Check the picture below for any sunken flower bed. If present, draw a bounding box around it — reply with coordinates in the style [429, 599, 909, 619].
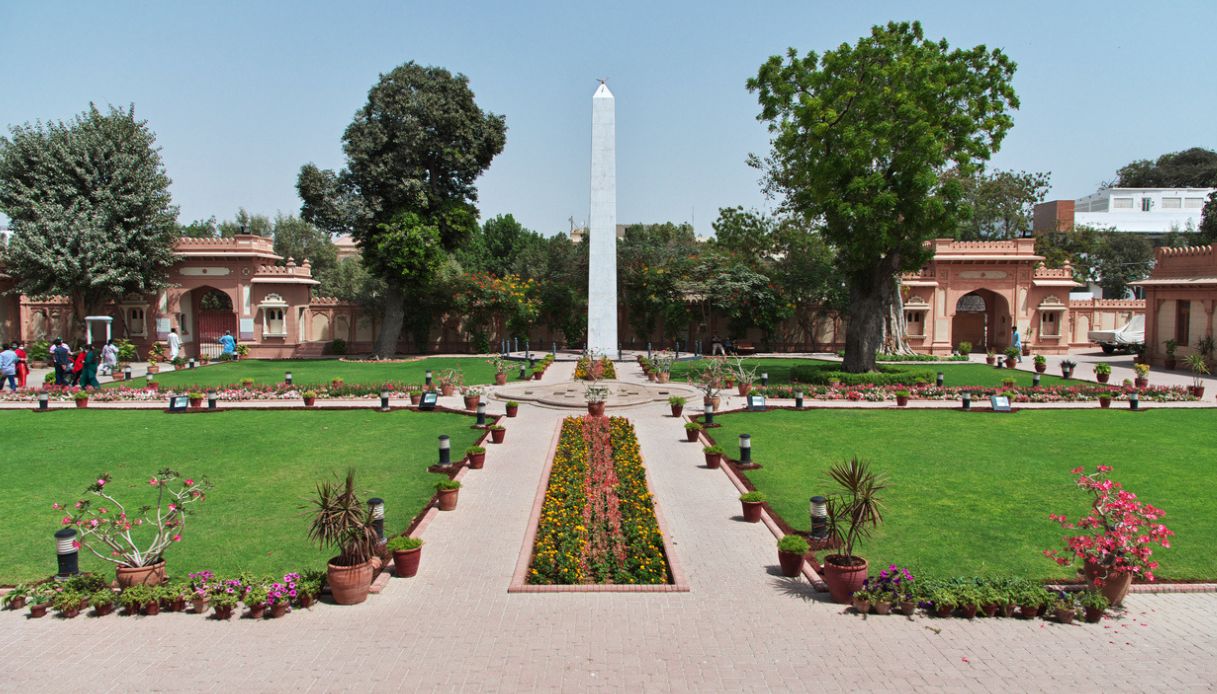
[528, 416, 669, 585]
[754, 383, 1195, 403]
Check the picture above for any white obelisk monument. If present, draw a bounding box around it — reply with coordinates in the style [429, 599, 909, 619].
[587, 81, 618, 356]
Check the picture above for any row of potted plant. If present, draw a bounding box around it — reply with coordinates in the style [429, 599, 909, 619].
[849, 575, 1112, 624]
[746, 382, 1194, 402]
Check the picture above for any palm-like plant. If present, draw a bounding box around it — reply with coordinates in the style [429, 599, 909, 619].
[304, 470, 379, 567]
[1185, 353, 1209, 389]
[824, 457, 887, 564]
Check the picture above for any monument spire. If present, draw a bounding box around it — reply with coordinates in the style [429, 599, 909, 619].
[587, 80, 618, 356]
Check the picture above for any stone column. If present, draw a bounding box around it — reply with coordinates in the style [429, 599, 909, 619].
[587, 81, 618, 356]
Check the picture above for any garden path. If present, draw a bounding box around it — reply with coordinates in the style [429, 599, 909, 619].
[2, 358, 1215, 692]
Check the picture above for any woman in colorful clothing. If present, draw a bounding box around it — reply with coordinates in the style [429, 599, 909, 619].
[78, 344, 101, 389]
[13, 341, 29, 388]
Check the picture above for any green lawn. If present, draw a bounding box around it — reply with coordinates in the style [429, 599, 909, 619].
[710, 409, 1216, 580]
[0, 409, 483, 583]
[667, 357, 1077, 388]
[106, 357, 499, 390]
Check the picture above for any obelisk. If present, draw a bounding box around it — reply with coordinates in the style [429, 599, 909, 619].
[587, 81, 618, 357]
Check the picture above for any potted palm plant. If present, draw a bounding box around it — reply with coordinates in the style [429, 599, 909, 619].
[303, 469, 380, 605]
[387, 535, 424, 577]
[1093, 362, 1112, 384]
[777, 534, 809, 578]
[822, 457, 887, 604]
[1186, 353, 1208, 397]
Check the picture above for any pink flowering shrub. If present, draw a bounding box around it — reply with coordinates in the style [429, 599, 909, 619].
[1043, 465, 1173, 582]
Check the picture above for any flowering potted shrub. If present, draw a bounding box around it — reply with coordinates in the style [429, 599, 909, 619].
[1185, 353, 1208, 397]
[304, 470, 381, 605]
[266, 573, 298, 618]
[865, 564, 915, 615]
[1060, 359, 1077, 379]
[188, 570, 213, 613]
[1033, 354, 1047, 373]
[1080, 589, 1109, 623]
[893, 389, 910, 407]
[738, 491, 766, 523]
[776, 534, 809, 577]
[585, 383, 609, 416]
[1044, 465, 1173, 606]
[73, 389, 91, 408]
[1093, 362, 1112, 384]
[243, 583, 269, 619]
[1133, 362, 1150, 388]
[702, 445, 724, 469]
[462, 387, 482, 411]
[466, 446, 486, 469]
[54, 469, 212, 587]
[387, 535, 424, 577]
[684, 421, 703, 443]
[486, 355, 509, 385]
[505, 400, 519, 417]
[436, 479, 461, 511]
[210, 589, 239, 620]
[302, 390, 318, 407]
[668, 395, 686, 417]
[822, 457, 887, 604]
[488, 424, 506, 444]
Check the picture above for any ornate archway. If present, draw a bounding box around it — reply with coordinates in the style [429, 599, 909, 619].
[952, 289, 1011, 350]
[188, 287, 237, 359]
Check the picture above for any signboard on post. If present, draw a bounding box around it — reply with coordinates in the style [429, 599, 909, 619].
[989, 395, 1012, 412]
[168, 396, 190, 412]
[418, 392, 439, 411]
[746, 394, 767, 412]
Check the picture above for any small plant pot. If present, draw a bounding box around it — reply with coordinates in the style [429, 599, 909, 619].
[60, 607, 81, 619]
[1099, 398, 1111, 409]
[531, 372, 542, 381]
[685, 429, 700, 443]
[467, 452, 486, 469]
[647, 372, 657, 382]
[1165, 358, 1177, 370]
[737, 383, 752, 396]
[1134, 377, 1149, 388]
[490, 428, 506, 444]
[985, 356, 995, 365]
[143, 601, 160, 616]
[704, 452, 722, 469]
[1000, 604, 1016, 618]
[29, 604, 48, 618]
[1084, 606, 1105, 623]
[437, 488, 460, 511]
[191, 598, 209, 614]
[494, 373, 508, 385]
[297, 594, 314, 609]
[657, 372, 671, 383]
[587, 401, 606, 416]
[392, 547, 423, 578]
[982, 604, 1000, 618]
[1062, 369, 1074, 379]
[1035, 363, 1047, 373]
[899, 601, 917, 616]
[7, 596, 26, 611]
[506, 404, 518, 417]
[935, 605, 954, 618]
[1055, 608, 1075, 624]
[1019, 605, 1041, 619]
[895, 395, 908, 407]
[441, 385, 455, 396]
[270, 602, 290, 618]
[75, 398, 89, 408]
[93, 603, 114, 617]
[303, 397, 316, 407]
[961, 604, 978, 619]
[670, 404, 683, 417]
[212, 605, 235, 620]
[189, 397, 203, 409]
[777, 550, 805, 578]
[873, 601, 893, 616]
[1022, 344, 1031, 356]
[852, 597, 871, 615]
[409, 393, 422, 405]
[1096, 373, 1110, 383]
[464, 396, 480, 411]
[170, 597, 186, 612]
[740, 500, 764, 523]
[1005, 357, 1017, 368]
[1191, 386, 1206, 398]
[247, 603, 267, 619]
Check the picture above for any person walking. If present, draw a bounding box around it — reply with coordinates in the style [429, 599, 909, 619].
[1011, 326, 1023, 363]
[218, 329, 236, 357]
[100, 340, 118, 376]
[13, 341, 29, 388]
[70, 344, 85, 386]
[0, 343, 18, 392]
[711, 334, 725, 356]
[79, 344, 101, 389]
[52, 338, 71, 386]
[168, 328, 181, 362]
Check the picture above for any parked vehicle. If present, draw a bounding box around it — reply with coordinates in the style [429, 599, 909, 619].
[1089, 315, 1144, 354]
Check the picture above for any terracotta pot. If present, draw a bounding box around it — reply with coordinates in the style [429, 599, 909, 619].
[587, 401, 606, 416]
[1035, 363, 1047, 373]
[392, 547, 422, 578]
[7, 596, 26, 610]
[852, 597, 871, 614]
[1165, 358, 1176, 370]
[657, 372, 670, 383]
[982, 604, 1000, 618]
[1099, 398, 1111, 409]
[740, 500, 764, 523]
[1000, 604, 1016, 618]
[647, 372, 656, 382]
[270, 602, 290, 618]
[494, 372, 507, 385]
[895, 395, 908, 407]
[704, 452, 722, 469]
[437, 488, 460, 511]
[491, 428, 506, 444]
[1005, 357, 1017, 368]
[1096, 373, 1110, 383]
[464, 396, 479, 411]
[248, 603, 267, 619]
[75, 398, 89, 408]
[737, 383, 752, 396]
[685, 428, 700, 443]
[1191, 386, 1206, 398]
[506, 404, 518, 417]
[961, 604, 978, 619]
[409, 393, 422, 405]
[94, 603, 114, 616]
[61, 606, 81, 618]
[670, 404, 683, 417]
[29, 603, 48, 618]
[704, 396, 720, 411]
[144, 601, 160, 616]
[1022, 344, 1032, 356]
[170, 597, 186, 612]
[1134, 377, 1148, 388]
[441, 384, 455, 396]
[297, 594, 314, 609]
[327, 559, 374, 605]
[821, 555, 869, 604]
[116, 561, 165, 588]
[899, 600, 917, 616]
[147, 364, 160, 374]
[213, 604, 235, 620]
[467, 451, 485, 469]
[1083, 561, 1133, 606]
[1055, 608, 1075, 624]
[777, 550, 805, 578]
[935, 604, 954, 618]
[985, 356, 995, 365]
[189, 397, 203, 409]
[1084, 606, 1105, 623]
[531, 372, 542, 381]
[191, 598, 209, 614]
[873, 601, 893, 616]
[1019, 605, 1041, 619]
[303, 397, 316, 407]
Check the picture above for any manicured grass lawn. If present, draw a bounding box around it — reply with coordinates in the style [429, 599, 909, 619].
[667, 357, 1077, 388]
[0, 409, 483, 583]
[711, 409, 1216, 580]
[106, 357, 498, 390]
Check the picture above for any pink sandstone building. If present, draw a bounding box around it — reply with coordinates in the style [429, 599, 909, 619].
[1134, 244, 1217, 367]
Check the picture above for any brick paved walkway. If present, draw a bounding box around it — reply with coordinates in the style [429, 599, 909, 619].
[2, 359, 1216, 693]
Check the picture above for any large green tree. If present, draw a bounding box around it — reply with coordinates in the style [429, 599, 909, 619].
[0, 104, 178, 336]
[953, 169, 1050, 240]
[298, 62, 506, 356]
[271, 214, 337, 280]
[749, 21, 1018, 372]
[1092, 232, 1154, 299]
[1114, 147, 1217, 188]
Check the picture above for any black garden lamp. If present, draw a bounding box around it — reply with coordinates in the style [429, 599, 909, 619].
[703, 402, 714, 426]
[809, 496, 829, 540]
[367, 498, 385, 543]
[55, 528, 79, 578]
[961, 392, 971, 411]
[738, 434, 752, 465]
[438, 435, 451, 467]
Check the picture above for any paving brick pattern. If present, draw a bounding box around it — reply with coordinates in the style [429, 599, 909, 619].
[2, 359, 1216, 692]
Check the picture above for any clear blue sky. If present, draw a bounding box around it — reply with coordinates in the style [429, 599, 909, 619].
[2, 0, 1215, 236]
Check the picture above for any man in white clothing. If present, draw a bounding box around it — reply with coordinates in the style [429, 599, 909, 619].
[168, 328, 181, 361]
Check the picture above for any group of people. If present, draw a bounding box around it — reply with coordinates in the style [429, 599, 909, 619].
[0, 342, 31, 392]
[48, 339, 121, 389]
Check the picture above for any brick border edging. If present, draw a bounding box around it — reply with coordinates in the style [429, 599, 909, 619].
[507, 417, 690, 593]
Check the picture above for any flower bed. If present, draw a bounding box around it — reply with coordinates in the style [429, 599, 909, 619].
[0, 382, 432, 403]
[574, 355, 617, 381]
[753, 383, 1194, 402]
[528, 416, 668, 585]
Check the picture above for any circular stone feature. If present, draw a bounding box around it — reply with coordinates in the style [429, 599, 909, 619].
[492, 379, 698, 410]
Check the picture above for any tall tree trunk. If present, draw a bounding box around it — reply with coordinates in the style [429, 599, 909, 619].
[373, 284, 405, 357]
[841, 257, 907, 372]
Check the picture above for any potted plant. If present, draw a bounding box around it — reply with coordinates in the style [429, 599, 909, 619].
[266, 574, 296, 618]
[851, 588, 873, 615]
[52, 589, 85, 618]
[303, 469, 380, 605]
[821, 457, 887, 604]
[90, 588, 116, 616]
[1133, 362, 1150, 388]
[465, 446, 486, 469]
[1018, 585, 1049, 619]
[1052, 593, 1076, 624]
[302, 390, 318, 407]
[530, 367, 544, 381]
[147, 343, 165, 373]
[1163, 339, 1178, 370]
[1033, 354, 1047, 374]
[210, 589, 239, 620]
[186, 391, 204, 408]
[668, 395, 686, 417]
[1000, 346, 1018, 368]
[462, 387, 482, 411]
[296, 569, 323, 608]
[1093, 362, 1112, 384]
[739, 491, 766, 523]
[488, 424, 506, 444]
[976, 584, 1001, 618]
[929, 585, 957, 618]
[683, 421, 703, 443]
[1060, 359, 1077, 379]
[387, 535, 424, 578]
[985, 348, 996, 366]
[585, 383, 609, 416]
[73, 389, 90, 408]
[777, 534, 809, 578]
[1045, 465, 1173, 607]
[702, 445, 724, 469]
[2, 584, 29, 611]
[1080, 590, 1109, 623]
[1186, 353, 1208, 397]
[161, 581, 188, 612]
[957, 341, 972, 357]
[893, 389, 910, 407]
[54, 470, 211, 588]
[505, 400, 519, 417]
[243, 583, 269, 619]
[487, 355, 509, 385]
[436, 479, 461, 511]
[409, 389, 423, 405]
[871, 589, 893, 616]
[188, 570, 213, 613]
[143, 585, 165, 615]
[27, 584, 53, 618]
[1098, 393, 1112, 409]
[118, 584, 147, 616]
[240, 377, 255, 388]
[956, 585, 980, 619]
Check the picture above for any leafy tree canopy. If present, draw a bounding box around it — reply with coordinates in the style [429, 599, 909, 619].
[1092, 232, 1154, 299]
[1114, 147, 1217, 188]
[952, 169, 1050, 240]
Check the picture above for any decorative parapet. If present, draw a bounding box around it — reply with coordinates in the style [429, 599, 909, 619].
[928, 237, 1038, 255]
[1033, 265, 1074, 279]
[1148, 244, 1217, 279]
[173, 234, 279, 259]
[1068, 298, 1146, 310]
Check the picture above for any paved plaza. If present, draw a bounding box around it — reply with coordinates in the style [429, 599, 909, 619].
[2, 358, 1215, 693]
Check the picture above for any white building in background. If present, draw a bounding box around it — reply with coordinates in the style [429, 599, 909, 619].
[1035, 187, 1214, 237]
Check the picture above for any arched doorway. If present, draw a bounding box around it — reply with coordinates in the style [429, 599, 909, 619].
[191, 287, 236, 359]
[952, 289, 1011, 351]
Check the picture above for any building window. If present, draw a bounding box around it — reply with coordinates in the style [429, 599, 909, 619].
[1141, 198, 1152, 212]
[1185, 197, 1204, 208]
[264, 308, 286, 336]
[1175, 300, 1191, 347]
[1040, 312, 1059, 337]
[1112, 197, 1134, 209]
[1161, 197, 1182, 209]
[126, 308, 146, 335]
[904, 312, 924, 336]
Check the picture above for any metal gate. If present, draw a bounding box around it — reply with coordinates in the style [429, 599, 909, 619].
[197, 310, 237, 359]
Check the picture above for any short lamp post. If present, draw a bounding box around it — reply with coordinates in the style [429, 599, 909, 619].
[367, 498, 385, 543]
[936, 371, 944, 387]
[285, 371, 293, 386]
[55, 528, 79, 579]
[552, 342, 557, 357]
[188, 358, 196, 369]
[761, 373, 769, 387]
[1130, 391, 1140, 411]
[476, 401, 487, 426]
[123, 366, 132, 381]
[147, 372, 155, 386]
[794, 391, 804, 409]
[525, 340, 531, 360]
[703, 402, 714, 427]
[438, 435, 451, 467]
[379, 390, 391, 410]
[809, 496, 829, 540]
[962, 392, 971, 411]
[207, 390, 217, 409]
[518, 365, 527, 380]
[738, 434, 752, 465]
[38, 392, 49, 411]
[425, 370, 433, 388]
[647, 342, 653, 359]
